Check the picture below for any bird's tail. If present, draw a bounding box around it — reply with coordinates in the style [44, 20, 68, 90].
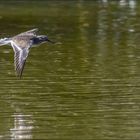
[0, 38, 11, 46]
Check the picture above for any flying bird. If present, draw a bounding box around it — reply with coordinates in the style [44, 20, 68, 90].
[0, 28, 53, 78]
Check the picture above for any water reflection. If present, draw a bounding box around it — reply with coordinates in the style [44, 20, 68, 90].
[10, 113, 33, 140]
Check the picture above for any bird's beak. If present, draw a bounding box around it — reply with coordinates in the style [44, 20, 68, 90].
[47, 38, 55, 44]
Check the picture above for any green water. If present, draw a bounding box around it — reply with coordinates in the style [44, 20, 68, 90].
[0, 0, 140, 139]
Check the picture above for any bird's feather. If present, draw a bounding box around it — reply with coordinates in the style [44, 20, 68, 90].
[16, 28, 38, 37]
[0, 38, 11, 46]
[11, 42, 29, 78]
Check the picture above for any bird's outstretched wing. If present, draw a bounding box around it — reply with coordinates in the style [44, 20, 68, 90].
[11, 42, 29, 78]
[17, 28, 39, 36]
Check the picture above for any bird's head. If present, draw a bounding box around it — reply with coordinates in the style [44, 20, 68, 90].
[38, 35, 54, 44]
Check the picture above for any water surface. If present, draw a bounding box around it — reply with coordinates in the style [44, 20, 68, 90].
[0, 1, 140, 139]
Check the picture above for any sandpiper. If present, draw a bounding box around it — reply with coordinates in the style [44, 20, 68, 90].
[0, 28, 53, 78]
